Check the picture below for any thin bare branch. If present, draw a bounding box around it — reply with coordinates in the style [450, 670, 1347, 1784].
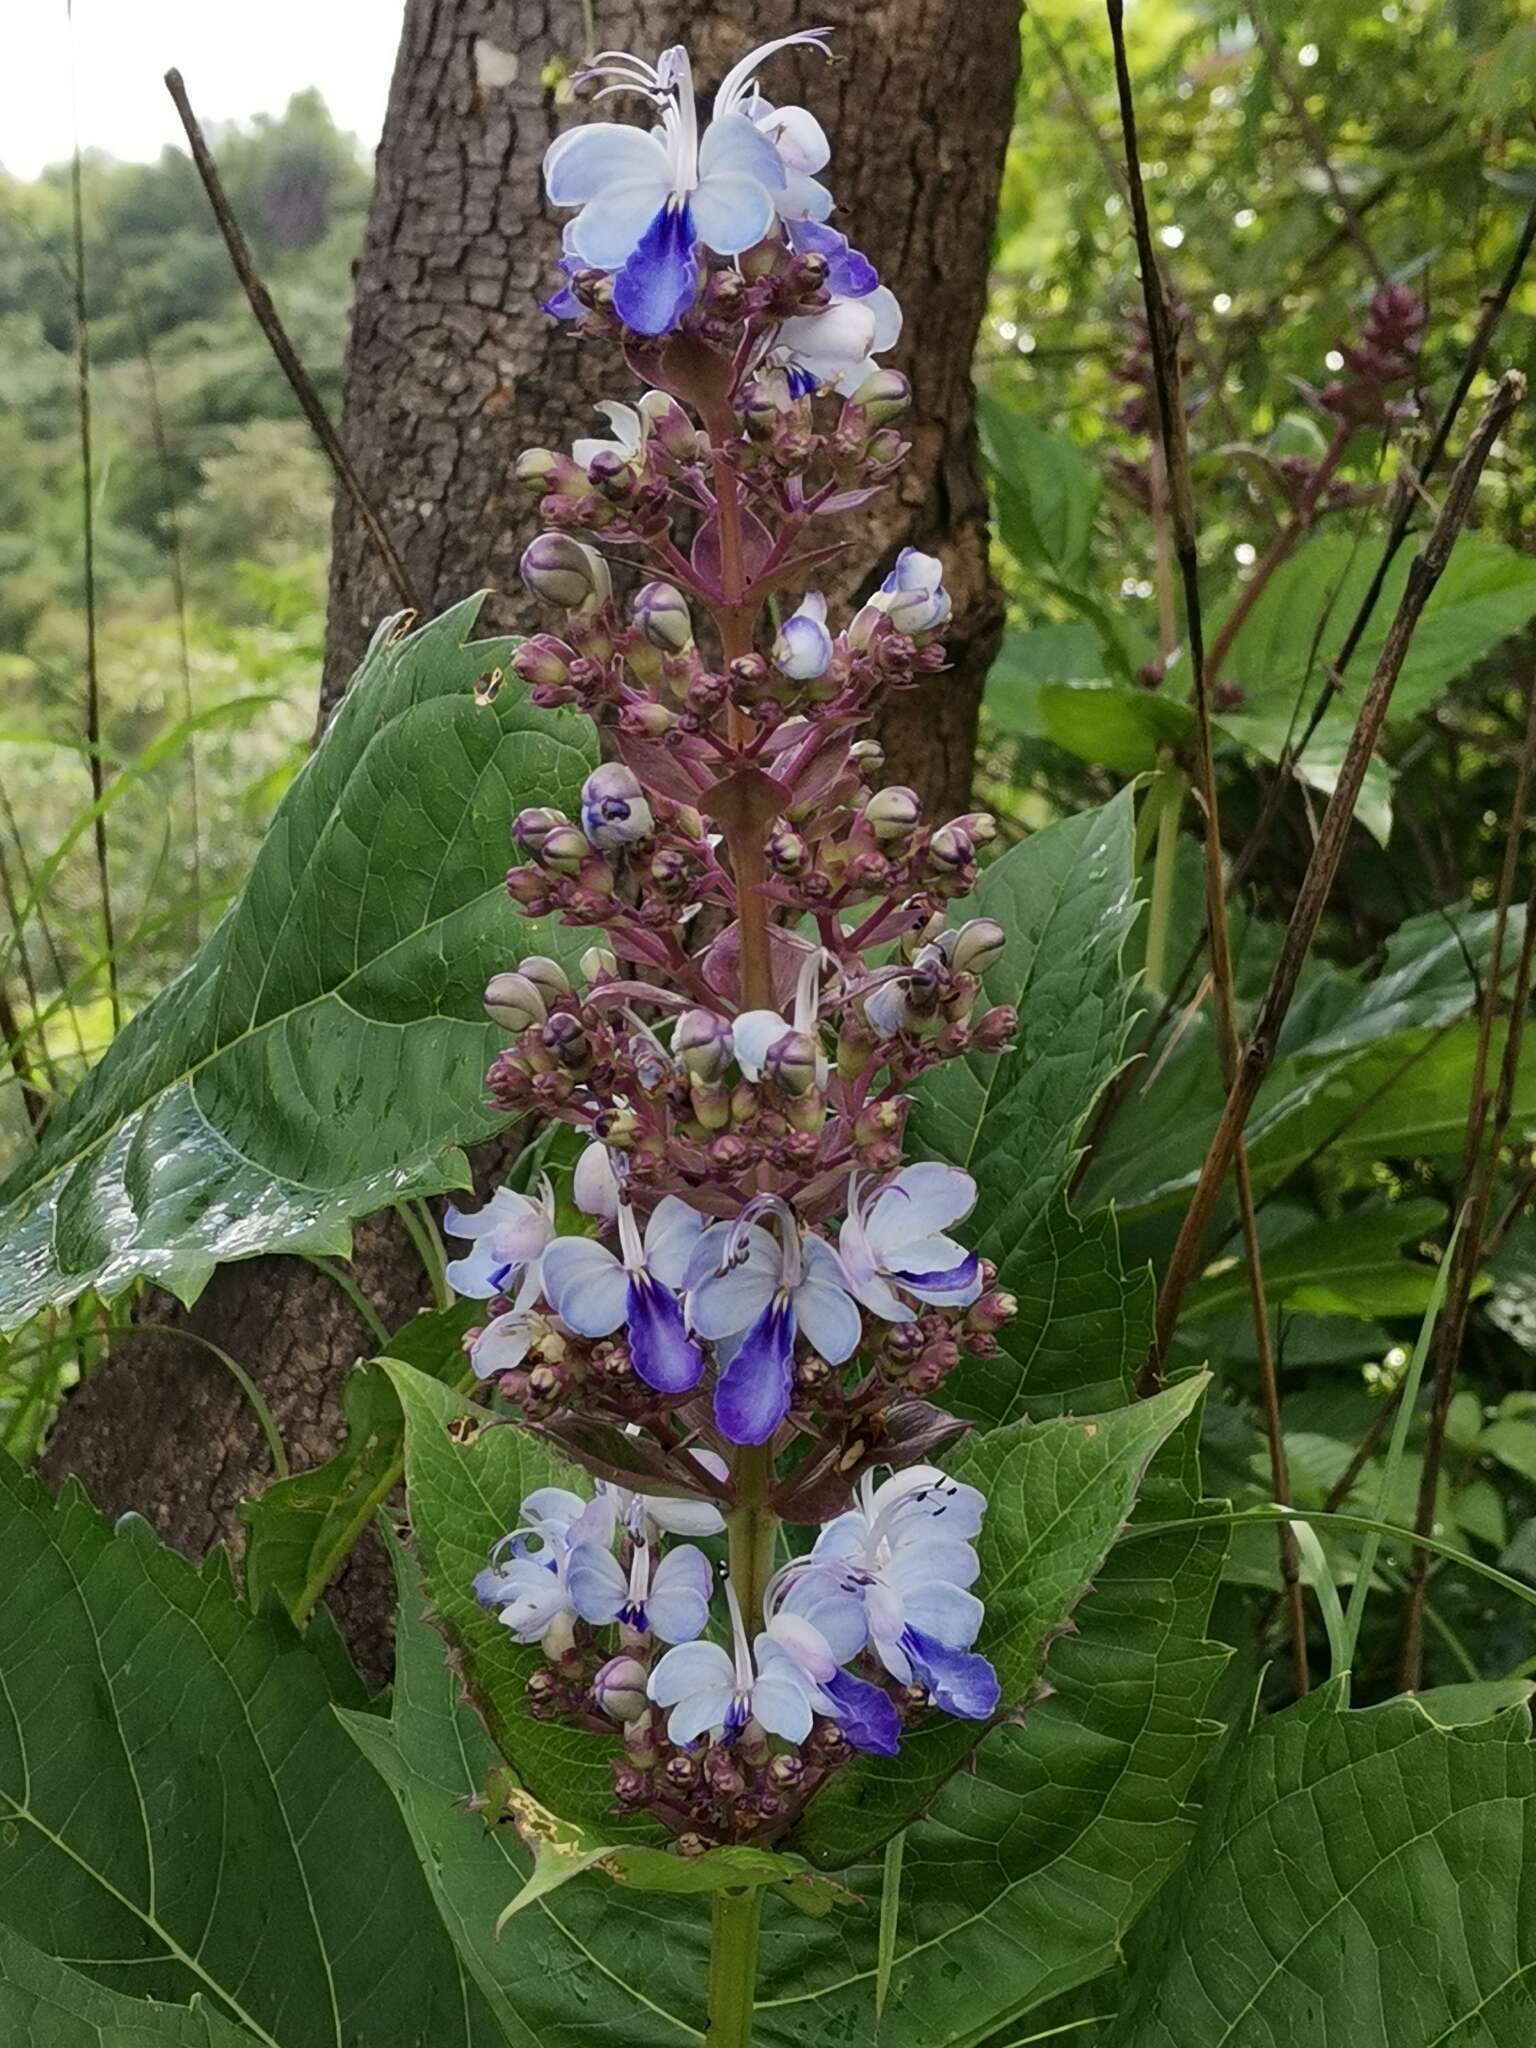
[1145, 370, 1527, 1384]
[163, 68, 421, 618]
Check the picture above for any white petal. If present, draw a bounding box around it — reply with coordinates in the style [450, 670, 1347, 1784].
[867, 1163, 977, 1257]
[762, 1611, 837, 1683]
[760, 104, 830, 176]
[649, 1638, 734, 1706]
[544, 123, 671, 205]
[750, 1673, 814, 1744]
[572, 435, 618, 468]
[469, 1310, 532, 1377]
[667, 1687, 735, 1747]
[777, 170, 834, 222]
[594, 399, 643, 453]
[573, 1141, 620, 1221]
[567, 1545, 625, 1624]
[643, 1195, 704, 1289]
[732, 1009, 790, 1080]
[793, 1273, 861, 1367]
[688, 1264, 775, 1340]
[569, 179, 674, 271]
[691, 171, 776, 257]
[902, 1581, 984, 1648]
[886, 1539, 981, 1594]
[698, 111, 787, 189]
[539, 1236, 628, 1336]
[866, 284, 903, 353]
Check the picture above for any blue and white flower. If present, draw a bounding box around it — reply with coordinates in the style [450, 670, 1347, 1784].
[446, 1181, 557, 1379]
[543, 35, 831, 336]
[758, 1582, 901, 1754]
[790, 1466, 1000, 1719]
[772, 590, 833, 681]
[648, 1580, 814, 1745]
[568, 1538, 712, 1643]
[731, 947, 829, 1086]
[541, 1194, 705, 1394]
[772, 286, 903, 399]
[686, 1194, 861, 1445]
[473, 1489, 616, 1647]
[838, 1163, 983, 1319]
[867, 546, 952, 636]
[581, 762, 654, 849]
[606, 1442, 730, 1539]
[744, 90, 834, 221]
[572, 399, 646, 471]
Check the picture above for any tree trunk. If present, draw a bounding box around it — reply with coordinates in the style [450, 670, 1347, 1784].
[41, 0, 1018, 1684]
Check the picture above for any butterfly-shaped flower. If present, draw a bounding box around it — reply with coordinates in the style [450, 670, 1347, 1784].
[543, 35, 831, 335]
[473, 1490, 616, 1647]
[686, 1194, 860, 1445]
[568, 1538, 712, 1644]
[445, 1180, 557, 1378]
[759, 1573, 901, 1755]
[838, 1163, 983, 1320]
[541, 1194, 705, 1394]
[648, 1580, 814, 1746]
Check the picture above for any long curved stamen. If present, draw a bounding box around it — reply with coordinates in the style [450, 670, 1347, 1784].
[722, 1575, 754, 1692]
[712, 29, 835, 123]
[727, 1191, 803, 1290]
[657, 45, 698, 194]
[616, 1198, 647, 1271]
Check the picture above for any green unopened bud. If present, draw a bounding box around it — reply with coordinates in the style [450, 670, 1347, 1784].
[675, 1008, 733, 1082]
[512, 806, 567, 854]
[520, 532, 612, 612]
[633, 581, 694, 652]
[849, 739, 886, 784]
[948, 917, 1007, 976]
[764, 1028, 820, 1096]
[514, 447, 560, 488]
[541, 824, 594, 875]
[864, 785, 922, 843]
[689, 1076, 732, 1130]
[483, 971, 547, 1032]
[851, 369, 911, 422]
[579, 945, 618, 984]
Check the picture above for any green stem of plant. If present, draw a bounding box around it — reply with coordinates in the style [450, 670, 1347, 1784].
[1142, 768, 1187, 997]
[727, 1444, 779, 1633]
[707, 1887, 764, 2048]
[396, 1199, 451, 1310]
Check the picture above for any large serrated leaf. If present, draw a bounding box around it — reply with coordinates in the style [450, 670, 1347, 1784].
[1108, 1686, 1536, 2047]
[0, 598, 595, 1328]
[0, 1930, 259, 2048]
[795, 1375, 1209, 1868]
[0, 1452, 502, 2048]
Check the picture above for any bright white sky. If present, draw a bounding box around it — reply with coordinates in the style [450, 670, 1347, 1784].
[0, 1, 407, 180]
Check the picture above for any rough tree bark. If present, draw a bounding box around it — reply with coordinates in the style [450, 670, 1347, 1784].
[41, 0, 1019, 1683]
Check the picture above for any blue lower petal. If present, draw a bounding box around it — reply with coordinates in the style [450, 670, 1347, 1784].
[788, 217, 879, 298]
[902, 1626, 1000, 1720]
[612, 202, 699, 336]
[825, 1668, 902, 1755]
[713, 1297, 795, 1446]
[895, 1252, 981, 1293]
[626, 1275, 705, 1394]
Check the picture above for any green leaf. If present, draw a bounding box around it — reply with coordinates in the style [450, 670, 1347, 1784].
[985, 629, 1192, 771]
[1108, 1689, 1536, 2048]
[1479, 1417, 1536, 1485]
[794, 1375, 1209, 1868]
[1182, 1198, 1446, 1323]
[909, 791, 1139, 1248]
[342, 1541, 715, 2047]
[384, 1358, 658, 1837]
[0, 1929, 257, 2048]
[980, 397, 1101, 586]
[0, 598, 595, 1329]
[481, 1776, 832, 1927]
[0, 1452, 501, 2048]
[1218, 532, 1536, 724]
[241, 1300, 477, 1622]
[1218, 706, 1395, 847]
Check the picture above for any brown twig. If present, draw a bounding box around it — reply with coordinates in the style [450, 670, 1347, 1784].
[1248, 0, 1388, 289]
[1401, 841, 1536, 1689]
[163, 69, 420, 617]
[1144, 370, 1526, 1386]
[1106, 0, 1308, 1688]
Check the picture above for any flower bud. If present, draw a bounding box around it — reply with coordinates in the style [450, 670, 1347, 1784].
[593, 1654, 650, 1724]
[969, 1288, 1018, 1333]
[633, 580, 694, 652]
[512, 805, 567, 856]
[863, 785, 921, 844]
[580, 763, 654, 850]
[573, 1140, 620, 1220]
[541, 823, 596, 875]
[689, 1076, 732, 1130]
[511, 634, 574, 688]
[579, 945, 618, 984]
[928, 821, 975, 872]
[514, 447, 560, 488]
[675, 1008, 733, 1082]
[972, 1003, 1018, 1051]
[637, 389, 703, 461]
[518, 954, 572, 1005]
[764, 1028, 820, 1096]
[483, 972, 547, 1032]
[766, 824, 809, 877]
[519, 532, 612, 612]
[772, 591, 833, 682]
[851, 368, 911, 422]
[864, 978, 909, 1039]
[948, 917, 1007, 977]
[849, 738, 885, 783]
[874, 546, 951, 636]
